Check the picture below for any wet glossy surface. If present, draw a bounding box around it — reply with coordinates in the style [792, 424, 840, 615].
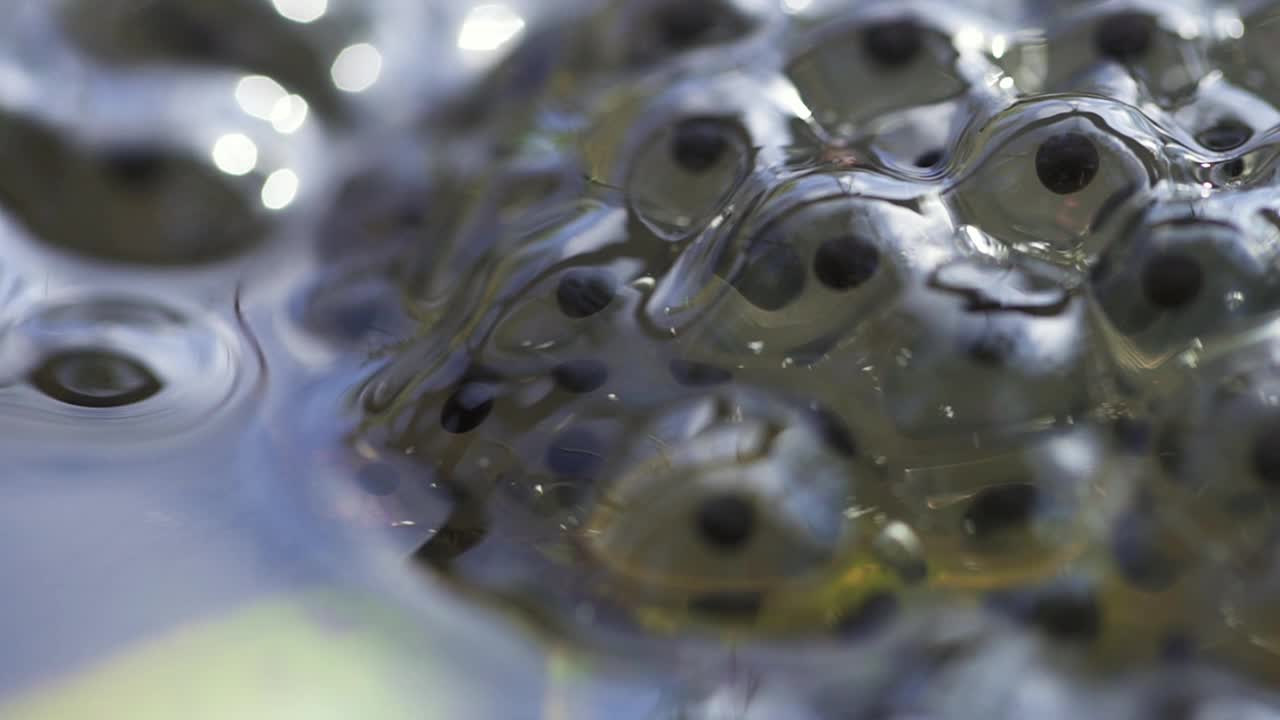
[11, 0, 1280, 718]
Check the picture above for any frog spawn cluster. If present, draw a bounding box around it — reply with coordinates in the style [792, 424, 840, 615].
[335, 0, 1280, 693]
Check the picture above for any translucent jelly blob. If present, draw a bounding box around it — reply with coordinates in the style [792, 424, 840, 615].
[57, 0, 358, 116]
[0, 112, 273, 265]
[0, 296, 256, 447]
[946, 97, 1167, 270]
[247, 0, 1280, 708]
[28, 348, 163, 408]
[1089, 190, 1280, 373]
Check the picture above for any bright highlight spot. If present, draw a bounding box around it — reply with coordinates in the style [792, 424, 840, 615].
[782, 0, 812, 13]
[331, 43, 383, 93]
[457, 5, 526, 52]
[261, 169, 299, 210]
[991, 34, 1008, 59]
[272, 0, 327, 23]
[211, 133, 258, 176]
[234, 75, 286, 120]
[270, 94, 309, 134]
[955, 26, 985, 52]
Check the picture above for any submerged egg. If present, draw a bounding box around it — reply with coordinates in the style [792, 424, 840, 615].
[29, 349, 162, 408]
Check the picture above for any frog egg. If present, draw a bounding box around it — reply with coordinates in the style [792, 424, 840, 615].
[580, 72, 800, 241]
[1131, 349, 1280, 665]
[866, 258, 1097, 455]
[947, 96, 1166, 270]
[647, 172, 955, 372]
[580, 388, 876, 622]
[783, 5, 1005, 140]
[1088, 191, 1280, 370]
[1039, 3, 1211, 103]
[882, 426, 1107, 593]
[1170, 79, 1277, 160]
[56, 0, 361, 116]
[1213, 1, 1280, 111]
[587, 0, 765, 70]
[811, 606, 1094, 720]
[0, 111, 278, 266]
[1124, 664, 1280, 720]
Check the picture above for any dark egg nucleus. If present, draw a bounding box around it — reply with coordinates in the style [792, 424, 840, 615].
[1141, 252, 1203, 310]
[813, 235, 880, 290]
[1197, 121, 1253, 152]
[1035, 133, 1100, 195]
[556, 269, 617, 319]
[29, 349, 163, 408]
[861, 18, 924, 68]
[695, 493, 757, 551]
[1094, 11, 1155, 62]
[670, 117, 732, 173]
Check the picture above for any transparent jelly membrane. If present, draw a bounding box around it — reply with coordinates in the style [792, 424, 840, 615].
[321, 0, 1280, 695]
[1117, 339, 1280, 669]
[16, 0, 1280, 715]
[54, 0, 375, 120]
[0, 295, 256, 449]
[783, 4, 1014, 139]
[1035, 2, 1214, 104]
[1089, 189, 1280, 386]
[646, 172, 954, 365]
[945, 95, 1169, 271]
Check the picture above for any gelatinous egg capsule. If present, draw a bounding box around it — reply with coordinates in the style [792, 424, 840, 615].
[1067, 337, 1280, 680]
[408, 151, 597, 302]
[647, 172, 955, 375]
[1141, 351, 1280, 665]
[1038, 3, 1210, 104]
[812, 603, 1096, 720]
[1088, 190, 1280, 377]
[579, 387, 886, 629]
[880, 425, 1107, 594]
[587, 0, 766, 69]
[946, 96, 1166, 271]
[861, 258, 1099, 461]
[1213, 1, 1280, 111]
[856, 95, 981, 179]
[580, 72, 800, 241]
[0, 62, 318, 267]
[1170, 79, 1274, 166]
[57, 0, 366, 117]
[782, 5, 1008, 140]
